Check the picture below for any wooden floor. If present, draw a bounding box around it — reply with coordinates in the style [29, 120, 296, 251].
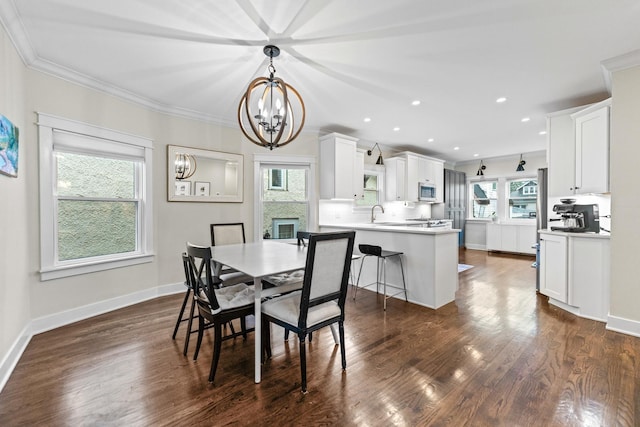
[1, 249, 639, 426]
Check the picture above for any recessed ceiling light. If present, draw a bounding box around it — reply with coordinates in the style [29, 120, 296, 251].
[496, 97, 507, 103]
[428, 138, 434, 142]
[454, 147, 460, 150]
[393, 127, 400, 131]
[539, 130, 547, 135]
[473, 153, 479, 157]
[364, 117, 371, 123]
[521, 117, 530, 122]
[412, 100, 421, 106]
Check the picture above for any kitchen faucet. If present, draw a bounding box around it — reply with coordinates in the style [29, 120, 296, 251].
[371, 204, 384, 223]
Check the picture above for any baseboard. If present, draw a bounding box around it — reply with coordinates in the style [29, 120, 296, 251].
[606, 314, 640, 338]
[0, 323, 32, 394]
[1, 282, 183, 394]
[31, 282, 184, 335]
[464, 244, 486, 251]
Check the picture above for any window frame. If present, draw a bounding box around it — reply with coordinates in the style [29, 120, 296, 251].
[507, 177, 538, 220]
[38, 113, 154, 280]
[469, 179, 498, 219]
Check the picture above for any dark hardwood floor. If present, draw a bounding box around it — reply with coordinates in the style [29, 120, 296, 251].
[1, 249, 639, 426]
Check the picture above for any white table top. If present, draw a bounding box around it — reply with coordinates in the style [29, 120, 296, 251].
[209, 240, 308, 278]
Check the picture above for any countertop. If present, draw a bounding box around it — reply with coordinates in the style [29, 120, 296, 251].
[538, 229, 611, 239]
[320, 222, 461, 235]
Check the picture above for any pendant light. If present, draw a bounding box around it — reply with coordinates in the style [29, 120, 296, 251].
[237, 45, 306, 150]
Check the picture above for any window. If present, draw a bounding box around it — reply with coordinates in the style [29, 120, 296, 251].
[471, 180, 498, 218]
[268, 169, 287, 190]
[356, 171, 382, 207]
[38, 113, 153, 280]
[254, 159, 317, 240]
[508, 178, 538, 219]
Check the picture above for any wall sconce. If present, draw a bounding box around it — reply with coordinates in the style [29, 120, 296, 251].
[516, 154, 526, 172]
[367, 143, 384, 165]
[175, 152, 197, 180]
[476, 160, 486, 176]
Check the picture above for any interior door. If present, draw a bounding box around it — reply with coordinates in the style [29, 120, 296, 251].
[444, 169, 466, 246]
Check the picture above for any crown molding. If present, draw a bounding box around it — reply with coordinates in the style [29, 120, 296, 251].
[601, 49, 640, 94]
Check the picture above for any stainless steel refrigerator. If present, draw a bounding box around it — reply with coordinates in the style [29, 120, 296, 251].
[535, 168, 548, 291]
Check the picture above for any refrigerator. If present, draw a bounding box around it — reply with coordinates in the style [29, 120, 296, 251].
[535, 168, 548, 291]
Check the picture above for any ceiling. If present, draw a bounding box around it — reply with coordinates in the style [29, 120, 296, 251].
[1, 0, 639, 163]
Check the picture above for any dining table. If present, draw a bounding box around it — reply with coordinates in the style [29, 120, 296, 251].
[209, 240, 308, 383]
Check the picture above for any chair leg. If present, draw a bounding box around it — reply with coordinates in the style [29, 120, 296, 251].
[354, 255, 367, 300]
[183, 297, 196, 356]
[193, 315, 204, 361]
[262, 318, 272, 361]
[339, 321, 346, 370]
[209, 323, 223, 382]
[383, 257, 387, 311]
[240, 316, 247, 340]
[172, 288, 191, 339]
[284, 329, 290, 340]
[398, 255, 408, 302]
[299, 333, 307, 393]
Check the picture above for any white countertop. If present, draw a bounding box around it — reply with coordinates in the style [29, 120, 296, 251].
[320, 222, 461, 235]
[538, 229, 611, 239]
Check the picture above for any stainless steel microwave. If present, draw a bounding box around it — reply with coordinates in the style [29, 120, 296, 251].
[418, 182, 437, 202]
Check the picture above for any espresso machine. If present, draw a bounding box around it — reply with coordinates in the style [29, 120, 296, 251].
[550, 202, 600, 233]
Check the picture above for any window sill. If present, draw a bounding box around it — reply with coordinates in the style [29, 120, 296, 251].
[40, 254, 154, 281]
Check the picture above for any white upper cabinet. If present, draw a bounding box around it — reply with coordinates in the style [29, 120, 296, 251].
[386, 152, 444, 202]
[572, 101, 610, 194]
[319, 133, 362, 200]
[385, 157, 407, 201]
[547, 99, 610, 197]
[354, 149, 365, 201]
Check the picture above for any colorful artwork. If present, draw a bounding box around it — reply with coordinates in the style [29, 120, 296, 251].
[0, 114, 19, 177]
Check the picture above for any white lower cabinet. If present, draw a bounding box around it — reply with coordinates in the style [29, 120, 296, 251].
[539, 231, 610, 321]
[486, 223, 536, 255]
[539, 233, 568, 303]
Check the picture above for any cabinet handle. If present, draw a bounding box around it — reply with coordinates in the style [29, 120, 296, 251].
[574, 186, 580, 190]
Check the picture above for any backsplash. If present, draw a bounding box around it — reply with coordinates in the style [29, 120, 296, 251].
[319, 200, 433, 225]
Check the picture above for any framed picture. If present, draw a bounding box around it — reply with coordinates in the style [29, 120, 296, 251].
[195, 181, 210, 197]
[0, 114, 19, 178]
[174, 180, 191, 196]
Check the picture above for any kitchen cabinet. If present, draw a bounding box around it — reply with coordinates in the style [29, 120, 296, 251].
[385, 157, 406, 201]
[354, 149, 365, 201]
[486, 223, 536, 254]
[387, 152, 444, 202]
[539, 232, 568, 303]
[539, 231, 610, 321]
[547, 99, 610, 197]
[319, 133, 362, 200]
[572, 101, 610, 194]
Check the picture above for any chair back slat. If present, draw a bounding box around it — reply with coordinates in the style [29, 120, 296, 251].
[186, 242, 221, 313]
[210, 223, 245, 246]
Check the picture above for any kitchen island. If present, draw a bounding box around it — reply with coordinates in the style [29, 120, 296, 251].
[320, 223, 460, 309]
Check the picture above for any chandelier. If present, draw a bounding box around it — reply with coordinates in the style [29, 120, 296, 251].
[237, 45, 305, 150]
[175, 152, 197, 180]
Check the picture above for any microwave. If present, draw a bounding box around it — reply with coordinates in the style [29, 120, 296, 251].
[418, 182, 437, 202]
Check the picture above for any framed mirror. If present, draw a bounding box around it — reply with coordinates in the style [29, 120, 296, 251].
[167, 144, 243, 202]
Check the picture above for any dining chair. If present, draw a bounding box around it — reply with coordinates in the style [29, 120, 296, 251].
[186, 242, 256, 383]
[210, 222, 253, 286]
[261, 230, 356, 393]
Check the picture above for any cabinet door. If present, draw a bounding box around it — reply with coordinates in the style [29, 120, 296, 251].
[539, 233, 567, 302]
[501, 225, 518, 252]
[432, 161, 444, 203]
[353, 150, 364, 201]
[486, 223, 501, 251]
[547, 113, 577, 197]
[406, 155, 420, 201]
[516, 225, 537, 254]
[385, 158, 407, 201]
[574, 105, 609, 194]
[333, 138, 356, 199]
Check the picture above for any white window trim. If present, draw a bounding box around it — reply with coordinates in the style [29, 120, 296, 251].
[253, 154, 316, 242]
[37, 113, 154, 280]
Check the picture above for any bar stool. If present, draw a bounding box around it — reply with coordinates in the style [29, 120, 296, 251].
[354, 244, 407, 310]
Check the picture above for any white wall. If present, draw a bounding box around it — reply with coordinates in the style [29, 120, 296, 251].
[0, 19, 31, 387]
[609, 64, 640, 331]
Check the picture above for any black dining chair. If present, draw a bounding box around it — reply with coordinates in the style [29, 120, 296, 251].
[186, 242, 256, 383]
[210, 222, 253, 286]
[261, 231, 355, 393]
